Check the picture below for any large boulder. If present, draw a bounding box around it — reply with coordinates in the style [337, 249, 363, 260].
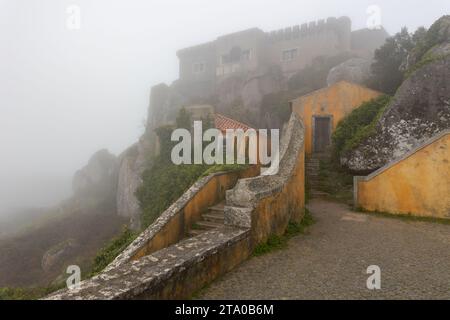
[326, 58, 372, 86]
[342, 48, 450, 172]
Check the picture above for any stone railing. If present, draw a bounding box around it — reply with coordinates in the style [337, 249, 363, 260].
[354, 130, 450, 218]
[225, 112, 306, 245]
[45, 113, 305, 300]
[105, 166, 259, 272]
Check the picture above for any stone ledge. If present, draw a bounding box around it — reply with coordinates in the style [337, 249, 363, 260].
[225, 113, 304, 213]
[45, 227, 249, 300]
[106, 169, 250, 272]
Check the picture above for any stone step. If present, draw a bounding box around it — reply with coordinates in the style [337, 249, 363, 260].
[208, 203, 225, 213]
[310, 191, 330, 197]
[202, 212, 225, 223]
[196, 220, 224, 230]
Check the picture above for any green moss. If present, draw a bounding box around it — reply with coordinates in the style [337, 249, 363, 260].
[252, 209, 314, 257]
[317, 157, 354, 205]
[89, 226, 138, 275]
[0, 283, 64, 300]
[201, 164, 250, 177]
[136, 160, 210, 228]
[405, 51, 450, 79]
[358, 209, 450, 225]
[332, 95, 391, 158]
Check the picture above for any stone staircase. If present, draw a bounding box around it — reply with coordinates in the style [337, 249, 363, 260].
[187, 202, 225, 237]
[306, 154, 329, 198]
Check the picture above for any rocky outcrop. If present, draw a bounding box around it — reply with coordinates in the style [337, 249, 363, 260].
[342, 48, 450, 172]
[116, 136, 151, 230]
[41, 239, 78, 273]
[327, 58, 372, 86]
[215, 66, 285, 121]
[72, 149, 118, 204]
[70, 140, 150, 230]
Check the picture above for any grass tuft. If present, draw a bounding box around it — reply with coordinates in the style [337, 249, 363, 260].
[252, 209, 315, 257]
[358, 209, 450, 225]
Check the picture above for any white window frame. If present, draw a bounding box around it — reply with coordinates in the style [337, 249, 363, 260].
[281, 48, 298, 62]
[241, 49, 252, 61]
[193, 62, 205, 74]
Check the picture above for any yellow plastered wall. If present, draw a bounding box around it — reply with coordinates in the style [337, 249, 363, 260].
[356, 132, 450, 218]
[291, 81, 382, 155]
[130, 165, 260, 261]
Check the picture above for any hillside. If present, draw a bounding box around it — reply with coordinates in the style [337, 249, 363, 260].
[0, 199, 127, 288]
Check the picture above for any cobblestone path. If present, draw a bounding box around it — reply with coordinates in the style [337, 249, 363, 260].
[199, 199, 450, 300]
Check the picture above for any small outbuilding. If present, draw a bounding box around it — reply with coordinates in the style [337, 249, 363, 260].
[291, 81, 382, 155]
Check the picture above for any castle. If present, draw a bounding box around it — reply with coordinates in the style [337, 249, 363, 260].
[175, 16, 387, 99]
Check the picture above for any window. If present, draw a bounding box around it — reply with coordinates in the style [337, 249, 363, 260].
[241, 49, 252, 61]
[193, 62, 205, 74]
[282, 48, 298, 62]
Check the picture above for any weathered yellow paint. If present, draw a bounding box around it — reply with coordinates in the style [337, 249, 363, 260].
[291, 81, 382, 155]
[356, 132, 450, 218]
[131, 165, 260, 260]
[251, 140, 305, 246]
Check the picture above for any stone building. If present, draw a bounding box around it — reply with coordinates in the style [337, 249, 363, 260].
[176, 16, 387, 99]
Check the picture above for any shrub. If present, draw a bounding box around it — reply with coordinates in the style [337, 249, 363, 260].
[136, 160, 209, 228]
[0, 284, 64, 300]
[252, 209, 314, 256]
[90, 226, 137, 275]
[332, 95, 391, 159]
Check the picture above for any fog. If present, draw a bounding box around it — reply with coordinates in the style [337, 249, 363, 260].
[0, 0, 448, 215]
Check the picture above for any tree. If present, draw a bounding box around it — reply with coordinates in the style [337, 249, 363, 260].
[368, 27, 415, 94]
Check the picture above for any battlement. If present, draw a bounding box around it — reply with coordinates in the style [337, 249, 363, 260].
[265, 16, 351, 42]
[177, 16, 351, 57]
[175, 16, 355, 90]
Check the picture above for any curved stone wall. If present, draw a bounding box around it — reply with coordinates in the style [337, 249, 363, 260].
[45, 113, 305, 300]
[225, 112, 306, 245]
[106, 166, 259, 272]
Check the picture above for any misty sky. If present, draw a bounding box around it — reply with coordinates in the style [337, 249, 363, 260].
[0, 0, 448, 212]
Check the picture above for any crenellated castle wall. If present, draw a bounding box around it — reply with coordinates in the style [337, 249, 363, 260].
[176, 16, 353, 91]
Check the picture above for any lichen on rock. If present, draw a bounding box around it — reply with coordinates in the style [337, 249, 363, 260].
[342, 53, 450, 172]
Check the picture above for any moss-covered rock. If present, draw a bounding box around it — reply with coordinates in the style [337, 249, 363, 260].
[340, 16, 450, 172]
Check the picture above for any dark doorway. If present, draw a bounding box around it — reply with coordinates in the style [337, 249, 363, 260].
[313, 116, 332, 153]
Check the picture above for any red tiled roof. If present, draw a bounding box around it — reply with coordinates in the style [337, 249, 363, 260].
[214, 114, 253, 132]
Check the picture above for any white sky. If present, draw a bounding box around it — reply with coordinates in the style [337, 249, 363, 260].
[0, 0, 448, 211]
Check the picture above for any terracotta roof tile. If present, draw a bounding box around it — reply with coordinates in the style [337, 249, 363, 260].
[214, 114, 253, 132]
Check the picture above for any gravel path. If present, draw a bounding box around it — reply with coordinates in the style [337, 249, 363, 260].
[198, 199, 450, 300]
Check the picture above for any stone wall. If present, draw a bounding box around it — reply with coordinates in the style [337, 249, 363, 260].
[225, 113, 306, 245]
[354, 130, 450, 218]
[265, 17, 351, 78]
[177, 16, 352, 85]
[45, 113, 305, 300]
[106, 166, 259, 272]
